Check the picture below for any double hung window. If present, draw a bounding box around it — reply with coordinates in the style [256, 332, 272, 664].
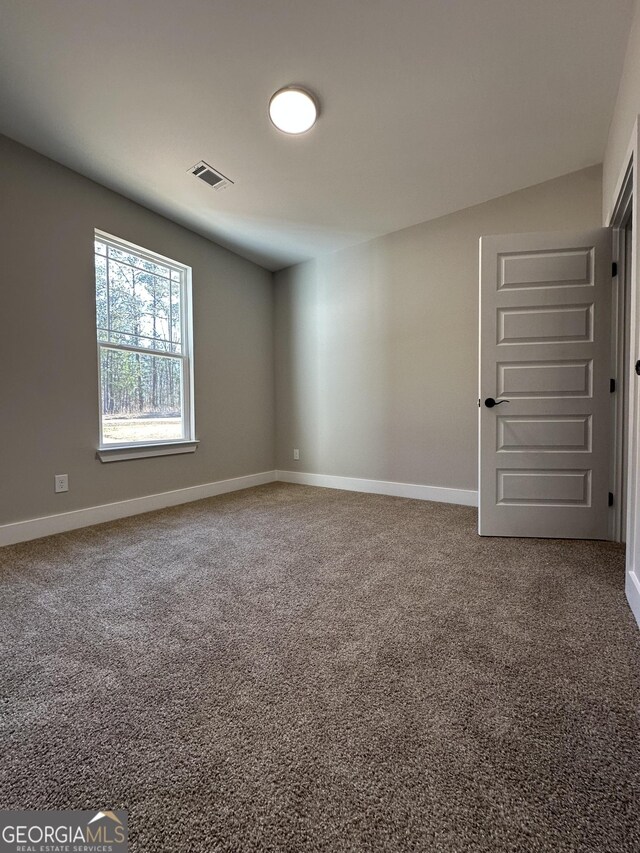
[94, 230, 194, 452]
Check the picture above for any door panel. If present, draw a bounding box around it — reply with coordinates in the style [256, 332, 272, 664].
[479, 229, 611, 539]
[497, 359, 592, 398]
[499, 248, 592, 289]
[496, 469, 591, 506]
[497, 304, 593, 344]
[496, 415, 591, 452]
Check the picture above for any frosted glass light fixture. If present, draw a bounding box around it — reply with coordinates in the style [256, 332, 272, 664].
[269, 86, 318, 134]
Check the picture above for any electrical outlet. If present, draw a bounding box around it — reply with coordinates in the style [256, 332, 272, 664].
[293, 449, 300, 461]
[54, 474, 69, 493]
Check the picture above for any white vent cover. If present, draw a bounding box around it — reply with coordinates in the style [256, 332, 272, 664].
[188, 161, 234, 191]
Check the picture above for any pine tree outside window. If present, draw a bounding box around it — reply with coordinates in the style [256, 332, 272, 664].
[94, 230, 195, 451]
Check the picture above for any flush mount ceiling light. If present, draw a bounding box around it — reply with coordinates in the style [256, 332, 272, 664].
[269, 86, 318, 134]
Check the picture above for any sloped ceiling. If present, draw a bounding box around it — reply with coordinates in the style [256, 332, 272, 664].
[0, 0, 634, 269]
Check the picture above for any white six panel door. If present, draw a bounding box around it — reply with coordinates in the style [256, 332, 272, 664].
[479, 229, 612, 539]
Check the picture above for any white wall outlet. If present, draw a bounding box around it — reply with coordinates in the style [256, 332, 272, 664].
[54, 474, 69, 493]
[293, 449, 300, 461]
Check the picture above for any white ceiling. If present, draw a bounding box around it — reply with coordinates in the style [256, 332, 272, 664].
[0, 0, 634, 270]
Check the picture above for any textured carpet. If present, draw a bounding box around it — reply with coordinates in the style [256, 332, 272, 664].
[1, 483, 639, 852]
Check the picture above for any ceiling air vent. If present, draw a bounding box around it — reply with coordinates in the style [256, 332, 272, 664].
[188, 161, 234, 191]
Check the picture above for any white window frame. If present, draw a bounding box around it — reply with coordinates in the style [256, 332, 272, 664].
[94, 229, 197, 462]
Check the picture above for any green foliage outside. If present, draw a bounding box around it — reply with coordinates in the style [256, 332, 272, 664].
[95, 241, 184, 426]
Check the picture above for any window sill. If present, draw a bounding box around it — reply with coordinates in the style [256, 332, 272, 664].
[96, 440, 199, 463]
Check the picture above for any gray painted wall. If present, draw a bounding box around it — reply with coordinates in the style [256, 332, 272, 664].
[0, 132, 605, 527]
[274, 166, 603, 491]
[603, 0, 640, 219]
[0, 135, 275, 525]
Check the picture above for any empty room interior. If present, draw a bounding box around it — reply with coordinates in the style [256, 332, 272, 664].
[3, 1, 640, 850]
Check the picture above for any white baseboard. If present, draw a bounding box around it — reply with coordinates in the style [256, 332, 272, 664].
[0, 471, 277, 547]
[277, 470, 478, 507]
[0, 468, 477, 548]
[626, 570, 640, 631]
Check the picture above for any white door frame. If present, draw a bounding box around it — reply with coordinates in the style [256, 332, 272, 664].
[606, 116, 640, 627]
[609, 161, 632, 542]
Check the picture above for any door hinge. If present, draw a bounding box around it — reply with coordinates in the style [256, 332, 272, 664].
[608, 492, 614, 507]
[610, 378, 616, 393]
[612, 261, 618, 277]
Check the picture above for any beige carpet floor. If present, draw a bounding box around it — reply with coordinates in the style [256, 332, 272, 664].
[1, 483, 639, 852]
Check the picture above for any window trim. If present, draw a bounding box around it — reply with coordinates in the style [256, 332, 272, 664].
[96, 440, 198, 463]
[94, 229, 195, 455]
